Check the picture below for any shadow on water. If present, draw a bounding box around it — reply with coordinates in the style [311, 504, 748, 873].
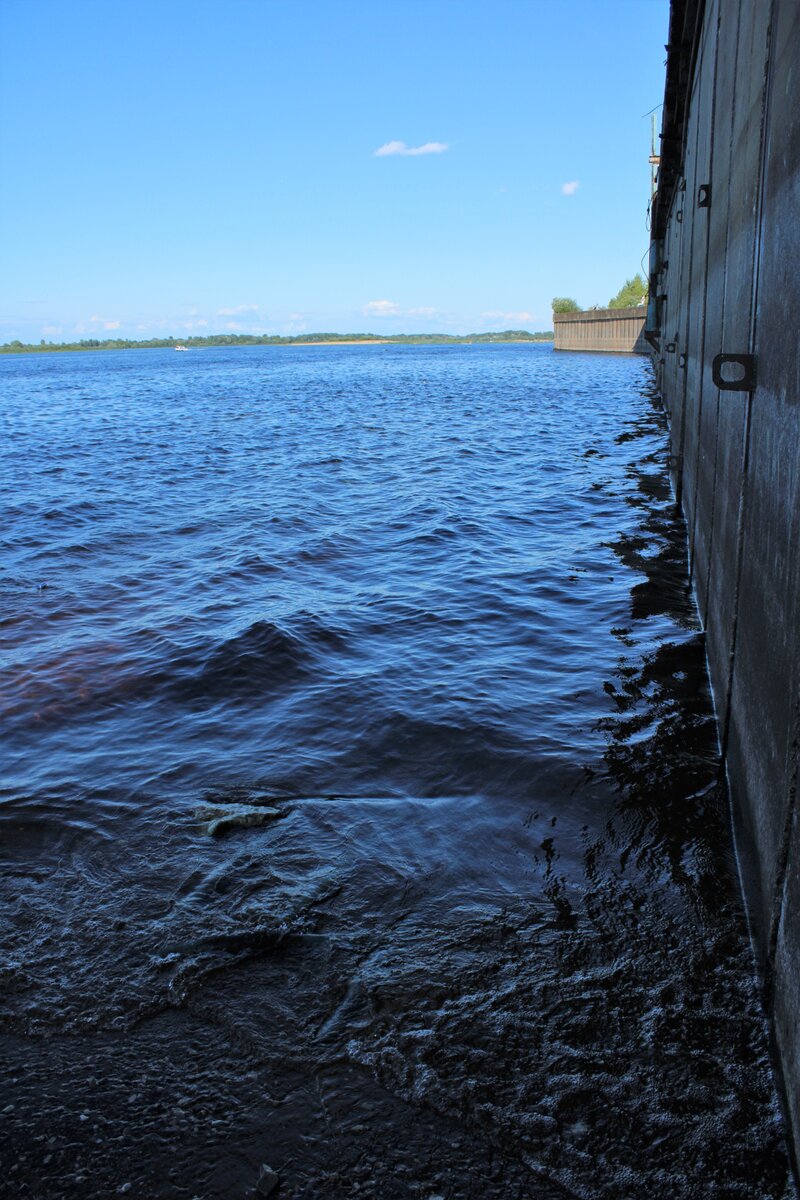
[597, 387, 730, 905]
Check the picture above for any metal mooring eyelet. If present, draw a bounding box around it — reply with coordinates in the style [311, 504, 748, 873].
[712, 354, 756, 391]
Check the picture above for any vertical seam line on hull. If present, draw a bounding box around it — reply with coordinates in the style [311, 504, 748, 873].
[688, 0, 722, 611]
[720, 0, 779, 978]
[701, 0, 740, 631]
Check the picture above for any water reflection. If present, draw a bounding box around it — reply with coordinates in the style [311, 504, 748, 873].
[598, 388, 728, 902]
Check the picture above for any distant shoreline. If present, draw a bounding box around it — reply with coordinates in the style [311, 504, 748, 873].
[0, 331, 554, 356]
[286, 339, 393, 346]
[285, 337, 551, 348]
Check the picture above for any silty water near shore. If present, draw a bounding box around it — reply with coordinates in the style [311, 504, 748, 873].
[0, 344, 795, 1198]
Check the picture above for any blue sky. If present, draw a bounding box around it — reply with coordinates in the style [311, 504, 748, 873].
[0, 0, 668, 340]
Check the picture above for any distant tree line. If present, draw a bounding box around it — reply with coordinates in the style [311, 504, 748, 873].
[551, 297, 581, 314]
[551, 273, 648, 314]
[1, 330, 555, 355]
[607, 274, 647, 309]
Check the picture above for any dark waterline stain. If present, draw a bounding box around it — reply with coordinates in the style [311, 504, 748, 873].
[0, 345, 794, 1199]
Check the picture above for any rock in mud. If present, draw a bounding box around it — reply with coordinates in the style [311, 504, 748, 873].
[196, 803, 283, 837]
[255, 1162, 279, 1195]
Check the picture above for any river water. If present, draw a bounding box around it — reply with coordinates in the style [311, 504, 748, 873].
[0, 344, 794, 1198]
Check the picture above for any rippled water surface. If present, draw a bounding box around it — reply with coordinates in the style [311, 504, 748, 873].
[0, 345, 794, 1198]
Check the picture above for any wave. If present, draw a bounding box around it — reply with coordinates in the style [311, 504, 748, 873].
[171, 619, 313, 702]
[0, 614, 354, 726]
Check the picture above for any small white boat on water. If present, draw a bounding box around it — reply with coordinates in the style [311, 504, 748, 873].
[174, 344, 189, 352]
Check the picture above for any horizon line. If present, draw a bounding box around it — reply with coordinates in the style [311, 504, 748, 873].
[1, 329, 556, 354]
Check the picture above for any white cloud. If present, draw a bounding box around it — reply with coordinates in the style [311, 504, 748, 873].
[216, 304, 259, 316]
[561, 180, 580, 196]
[373, 140, 448, 157]
[362, 300, 400, 317]
[88, 315, 121, 330]
[41, 325, 63, 336]
[408, 307, 437, 317]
